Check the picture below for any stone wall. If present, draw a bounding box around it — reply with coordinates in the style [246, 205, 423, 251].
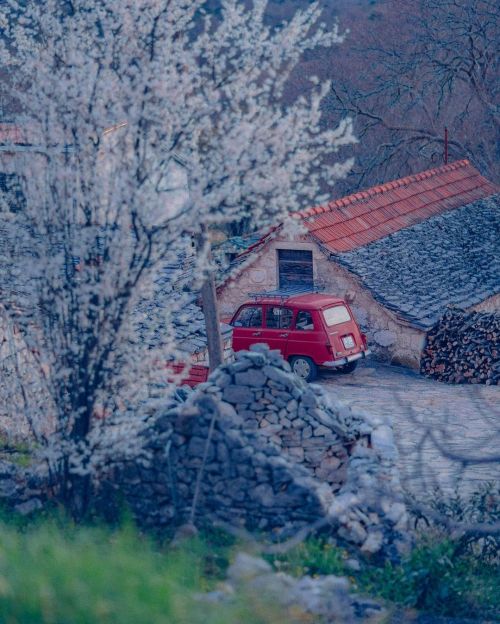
[218, 235, 426, 368]
[470, 292, 500, 314]
[208, 348, 357, 493]
[103, 345, 410, 556]
[1, 346, 410, 558]
[102, 370, 334, 534]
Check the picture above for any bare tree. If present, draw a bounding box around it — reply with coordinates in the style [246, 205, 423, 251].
[325, 0, 499, 192]
[0, 0, 355, 518]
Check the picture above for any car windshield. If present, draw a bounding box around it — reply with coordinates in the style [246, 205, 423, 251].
[322, 305, 351, 326]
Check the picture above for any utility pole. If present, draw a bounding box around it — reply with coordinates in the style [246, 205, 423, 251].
[196, 228, 224, 371]
[444, 127, 448, 165]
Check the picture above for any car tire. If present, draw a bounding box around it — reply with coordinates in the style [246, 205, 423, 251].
[290, 356, 318, 382]
[339, 360, 358, 374]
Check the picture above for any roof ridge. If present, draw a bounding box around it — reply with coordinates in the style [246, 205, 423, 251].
[306, 170, 488, 237]
[294, 159, 473, 220]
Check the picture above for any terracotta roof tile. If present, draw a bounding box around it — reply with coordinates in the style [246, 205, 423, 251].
[295, 160, 498, 253]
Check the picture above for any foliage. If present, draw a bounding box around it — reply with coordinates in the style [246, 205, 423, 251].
[0, 0, 354, 517]
[0, 520, 291, 624]
[1, 503, 499, 622]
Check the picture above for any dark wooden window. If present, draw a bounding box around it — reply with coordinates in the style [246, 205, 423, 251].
[278, 249, 313, 290]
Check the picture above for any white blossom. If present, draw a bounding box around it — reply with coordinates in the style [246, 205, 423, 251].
[0, 0, 355, 512]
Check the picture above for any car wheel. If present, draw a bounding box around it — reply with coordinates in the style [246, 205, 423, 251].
[339, 360, 358, 374]
[290, 356, 318, 382]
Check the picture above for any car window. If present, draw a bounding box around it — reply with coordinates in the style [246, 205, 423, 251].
[322, 305, 351, 326]
[266, 306, 293, 329]
[233, 306, 263, 328]
[295, 310, 314, 331]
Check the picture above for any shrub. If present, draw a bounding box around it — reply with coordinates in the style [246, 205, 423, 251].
[424, 483, 500, 562]
[265, 534, 499, 620]
[357, 536, 500, 620]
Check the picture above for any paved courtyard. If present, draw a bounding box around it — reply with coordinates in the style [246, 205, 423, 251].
[318, 361, 500, 496]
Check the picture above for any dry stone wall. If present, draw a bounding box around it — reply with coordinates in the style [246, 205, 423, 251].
[113, 345, 408, 556]
[1, 345, 410, 558]
[207, 347, 365, 493]
[102, 384, 333, 534]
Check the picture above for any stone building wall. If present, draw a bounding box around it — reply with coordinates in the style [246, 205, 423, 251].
[470, 292, 500, 314]
[218, 234, 426, 368]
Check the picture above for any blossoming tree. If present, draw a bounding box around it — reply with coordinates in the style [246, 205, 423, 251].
[0, 0, 355, 517]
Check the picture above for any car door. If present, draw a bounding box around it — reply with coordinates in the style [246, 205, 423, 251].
[285, 309, 330, 364]
[260, 305, 294, 356]
[231, 304, 264, 352]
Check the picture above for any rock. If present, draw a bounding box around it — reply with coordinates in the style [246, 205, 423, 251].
[235, 369, 267, 388]
[385, 502, 406, 525]
[252, 483, 275, 507]
[361, 531, 384, 554]
[14, 498, 42, 515]
[227, 553, 273, 583]
[226, 552, 358, 623]
[345, 558, 361, 572]
[287, 447, 304, 462]
[217, 401, 239, 422]
[171, 522, 199, 547]
[373, 330, 396, 347]
[222, 385, 254, 405]
[314, 424, 332, 437]
[370, 425, 397, 458]
[344, 520, 368, 544]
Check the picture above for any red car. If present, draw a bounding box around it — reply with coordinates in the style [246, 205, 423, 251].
[230, 292, 370, 382]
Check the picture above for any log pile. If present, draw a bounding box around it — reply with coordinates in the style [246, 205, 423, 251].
[420, 308, 499, 385]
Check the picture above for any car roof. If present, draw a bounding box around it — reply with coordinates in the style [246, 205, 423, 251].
[243, 293, 346, 310]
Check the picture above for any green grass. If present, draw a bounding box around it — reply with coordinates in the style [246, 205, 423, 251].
[0, 520, 292, 624]
[266, 538, 345, 578]
[0, 509, 498, 622]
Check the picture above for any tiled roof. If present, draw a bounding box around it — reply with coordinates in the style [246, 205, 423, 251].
[295, 160, 498, 253]
[334, 194, 500, 329]
[136, 255, 232, 357]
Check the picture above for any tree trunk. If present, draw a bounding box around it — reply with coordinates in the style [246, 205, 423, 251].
[201, 268, 224, 371]
[195, 229, 224, 371]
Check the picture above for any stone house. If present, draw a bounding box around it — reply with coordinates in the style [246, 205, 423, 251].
[218, 160, 499, 368]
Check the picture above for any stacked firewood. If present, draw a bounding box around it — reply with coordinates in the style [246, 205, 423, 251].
[421, 308, 499, 385]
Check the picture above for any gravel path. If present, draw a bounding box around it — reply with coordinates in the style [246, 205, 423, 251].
[318, 361, 500, 496]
